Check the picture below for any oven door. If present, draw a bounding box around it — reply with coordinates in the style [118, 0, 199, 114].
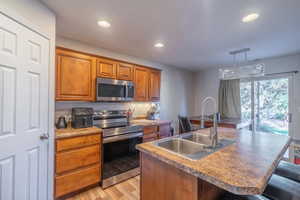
[97, 78, 129, 101]
[102, 133, 142, 188]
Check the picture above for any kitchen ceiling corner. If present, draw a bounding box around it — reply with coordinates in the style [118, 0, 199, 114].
[42, 0, 300, 70]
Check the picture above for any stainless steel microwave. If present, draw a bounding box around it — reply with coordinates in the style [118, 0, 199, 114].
[96, 78, 134, 101]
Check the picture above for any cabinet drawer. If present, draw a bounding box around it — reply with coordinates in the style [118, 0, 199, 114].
[158, 133, 170, 139]
[55, 164, 100, 198]
[56, 145, 100, 174]
[143, 133, 158, 142]
[144, 125, 158, 135]
[56, 134, 100, 152]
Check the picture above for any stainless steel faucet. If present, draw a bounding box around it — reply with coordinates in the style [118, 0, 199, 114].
[200, 97, 218, 148]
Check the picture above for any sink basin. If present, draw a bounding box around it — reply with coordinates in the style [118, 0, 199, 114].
[182, 133, 235, 149]
[155, 138, 211, 160]
[153, 134, 236, 160]
[182, 134, 213, 146]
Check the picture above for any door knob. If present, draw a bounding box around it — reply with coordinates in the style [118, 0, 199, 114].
[40, 133, 49, 140]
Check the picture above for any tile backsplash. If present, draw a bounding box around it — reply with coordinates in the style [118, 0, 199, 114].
[55, 101, 159, 123]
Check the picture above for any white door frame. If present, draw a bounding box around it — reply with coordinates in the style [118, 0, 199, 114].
[0, 6, 55, 200]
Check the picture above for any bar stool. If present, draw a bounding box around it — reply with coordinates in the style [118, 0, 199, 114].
[178, 115, 193, 133]
[275, 160, 300, 183]
[263, 174, 300, 200]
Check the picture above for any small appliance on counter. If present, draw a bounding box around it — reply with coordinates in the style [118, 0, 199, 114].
[71, 107, 94, 128]
[56, 116, 67, 129]
[147, 103, 160, 120]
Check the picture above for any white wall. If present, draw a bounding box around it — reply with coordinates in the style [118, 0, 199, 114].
[0, 1, 56, 199]
[194, 53, 300, 139]
[56, 36, 195, 130]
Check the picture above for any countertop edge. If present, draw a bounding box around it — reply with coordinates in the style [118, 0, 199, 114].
[256, 136, 292, 194]
[136, 134, 292, 195]
[131, 119, 172, 126]
[55, 127, 102, 139]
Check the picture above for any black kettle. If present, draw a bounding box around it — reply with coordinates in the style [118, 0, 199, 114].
[56, 116, 67, 129]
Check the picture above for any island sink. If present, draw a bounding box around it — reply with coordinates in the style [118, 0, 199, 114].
[182, 133, 215, 146]
[137, 128, 291, 200]
[156, 138, 210, 160]
[154, 133, 235, 160]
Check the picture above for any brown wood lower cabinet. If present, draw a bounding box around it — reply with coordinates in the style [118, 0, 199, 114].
[142, 123, 172, 142]
[55, 164, 100, 198]
[143, 133, 158, 142]
[55, 133, 102, 199]
[56, 145, 100, 174]
[190, 120, 237, 129]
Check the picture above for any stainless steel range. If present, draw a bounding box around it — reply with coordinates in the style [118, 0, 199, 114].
[93, 110, 143, 188]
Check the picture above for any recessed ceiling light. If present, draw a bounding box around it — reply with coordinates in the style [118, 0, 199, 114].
[242, 13, 259, 23]
[97, 20, 111, 28]
[154, 43, 164, 48]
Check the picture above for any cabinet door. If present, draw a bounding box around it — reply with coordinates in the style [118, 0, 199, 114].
[143, 133, 158, 142]
[134, 66, 149, 101]
[97, 58, 117, 79]
[56, 48, 96, 101]
[149, 70, 161, 101]
[117, 62, 133, 80]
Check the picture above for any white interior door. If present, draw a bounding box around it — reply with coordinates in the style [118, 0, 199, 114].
[0, 13, 49, 200]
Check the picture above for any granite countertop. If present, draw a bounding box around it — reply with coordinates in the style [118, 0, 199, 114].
[137, 128, 291, 195]
[131, 119, 172, 126]
[55, 126, 102, 139]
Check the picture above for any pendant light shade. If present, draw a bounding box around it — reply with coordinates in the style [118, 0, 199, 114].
[219, 48, 265, 80]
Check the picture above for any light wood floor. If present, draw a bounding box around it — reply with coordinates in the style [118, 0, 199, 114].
[66, 176, 140, 200]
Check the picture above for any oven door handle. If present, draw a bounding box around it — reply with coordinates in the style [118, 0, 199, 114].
[103, 132, 143, 144]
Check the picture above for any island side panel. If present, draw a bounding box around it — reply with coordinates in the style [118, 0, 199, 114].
[140, 152, 224, 200]
[140, 152, 198, 200]
[198, 179, 225, 200]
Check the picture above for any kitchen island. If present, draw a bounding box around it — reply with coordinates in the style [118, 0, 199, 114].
[136, 128, 291, 200]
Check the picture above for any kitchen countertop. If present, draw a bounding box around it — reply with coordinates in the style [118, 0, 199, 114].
[55, 126, 102, 139]
[136, 128, 291, 195]
[131, 119, 172, 126]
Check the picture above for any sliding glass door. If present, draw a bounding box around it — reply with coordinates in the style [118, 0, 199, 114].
[240, 75, 293, 136]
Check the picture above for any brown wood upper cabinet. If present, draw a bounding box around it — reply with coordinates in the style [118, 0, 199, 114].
[56, 47, 161, 102]
[149, 69, 161, 101]
[56, 48, 96, 101]
[134, 66, 149, 101]
[117, 62, 133, 81]
[97, 58, 117, 79]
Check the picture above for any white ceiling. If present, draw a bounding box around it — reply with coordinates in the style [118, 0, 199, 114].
[42, 0, 300, 70]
